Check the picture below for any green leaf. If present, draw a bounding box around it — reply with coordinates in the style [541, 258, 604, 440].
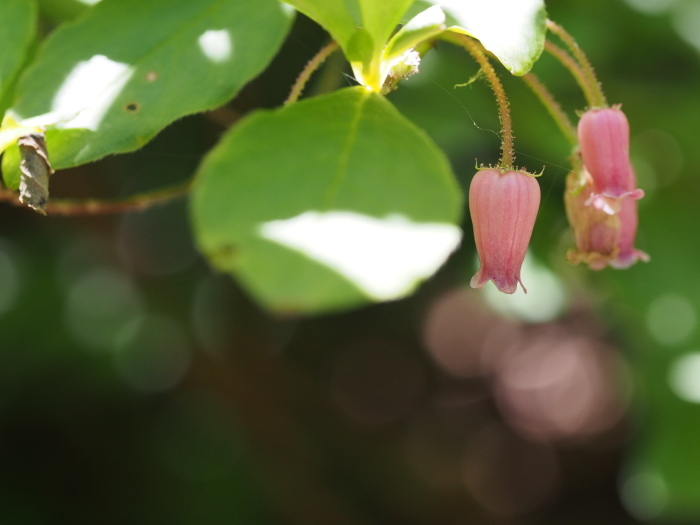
[377, 7, 446, 95]
[281, 0, 360, 49]
[358, 0, 415, 56]
[345, 29, 375, 67]
[408, 0, 547, 75]
[36, 0, 94, 22]
[191, 86, 463, 314]
[5, 0, 293, 174]
[384, 5, 446, 62]
[283, 0, 414, 91]
[0, 0, 37, 113]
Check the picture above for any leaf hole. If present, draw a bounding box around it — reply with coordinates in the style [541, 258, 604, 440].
[124, 102, 141, 113]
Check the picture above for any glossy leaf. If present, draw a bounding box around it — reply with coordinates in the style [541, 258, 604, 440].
[2, 0, 293, 188]
[407, 0, 547, 75]
[384, 5, 446, 63]
[191, 87, 462, 314]
[0, 0, 36, 113]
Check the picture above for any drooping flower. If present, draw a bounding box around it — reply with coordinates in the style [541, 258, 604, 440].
[578, 106, 644, 200]
[565, 168, 649, 270]
[610, 194, 649, 268]
[469, 168, 541, 294]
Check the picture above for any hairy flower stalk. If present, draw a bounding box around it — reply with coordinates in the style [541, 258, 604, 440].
[469, 168, 541, 294]
[457, 35, 540, 294]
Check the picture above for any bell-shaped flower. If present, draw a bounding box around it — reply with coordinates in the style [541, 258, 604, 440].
[578, 106, 644, 200]
[565, 168, 649, 270]
[609, 187, 650, 269]
[469, 168, 541, 294]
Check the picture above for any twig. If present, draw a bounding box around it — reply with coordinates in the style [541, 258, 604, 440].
[0, 179, 191, 216]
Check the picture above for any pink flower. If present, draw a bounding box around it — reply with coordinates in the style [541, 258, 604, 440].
[565, 168, 649, 270]
[609, 188, 650, 269]
[469, 168, 540, 294]
[578, 107, 644, 200]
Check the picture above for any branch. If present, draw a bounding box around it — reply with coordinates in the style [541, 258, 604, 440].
[0, 179, 191, 216]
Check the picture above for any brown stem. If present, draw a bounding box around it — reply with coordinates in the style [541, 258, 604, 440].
[285, 40, 340, 106]
[455, 34, 515, 168]
[0, 179, 191, 216]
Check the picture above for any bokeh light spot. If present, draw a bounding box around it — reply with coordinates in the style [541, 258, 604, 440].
[113, 313, 192, 392]
[672, 1, 700, 53]
[668, 352, 700, 403]
[623, 0, 675, 14]
[621, 470, 668, 520]
[422, 288, 521, 377]
[494, 329, 627, 441]
[64, 267, 144, 352]
[632, 129, 684, 193]
[482, 253, 567, 323]
[647, 293, 696, 346]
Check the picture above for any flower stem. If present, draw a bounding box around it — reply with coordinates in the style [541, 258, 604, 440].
[284, 40, 340, 106]
[456, 34, 515, 168]
[521, 72, 577, 147]
[0, 179, 191, 216]
[546, 20, 607, 107]
[543, 41, 598, 107]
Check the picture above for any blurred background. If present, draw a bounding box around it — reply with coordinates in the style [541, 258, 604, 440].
[1, 0, 699, 523]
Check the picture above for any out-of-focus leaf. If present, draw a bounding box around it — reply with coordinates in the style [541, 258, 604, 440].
[0, 0, 36, 113]
[281, 0, 360, 50]
[36, 0, 95, 21]
[191, 86, 463, 314]
[2, 0, 293, 188]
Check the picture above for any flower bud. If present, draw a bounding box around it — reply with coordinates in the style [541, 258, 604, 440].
[565, 168, 649, 270]
[578, 107, 644, 200]
[469, 168, 540, 294]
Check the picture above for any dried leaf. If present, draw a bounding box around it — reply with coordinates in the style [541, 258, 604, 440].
[18, 132, 53, 215]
